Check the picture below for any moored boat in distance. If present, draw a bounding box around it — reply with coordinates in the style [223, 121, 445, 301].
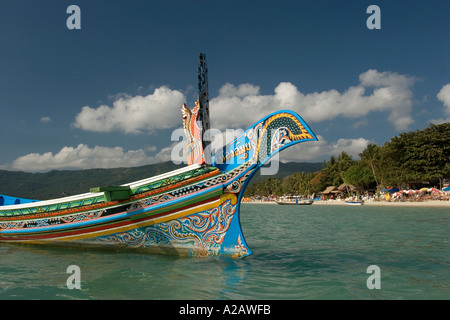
[345, 198, 364, 205]
[275, 196, 313, 205]
[0, 54, 318, 258]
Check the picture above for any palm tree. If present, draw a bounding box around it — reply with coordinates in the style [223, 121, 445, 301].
[359, 143, 381, 188]
[322, 156, 340, 185]
[336, 151, 355, 195]
[321, 152, 355, 193]
[337, 151, 354, 170]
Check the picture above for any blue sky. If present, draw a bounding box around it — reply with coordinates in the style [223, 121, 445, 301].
[0, 0, 449, 172]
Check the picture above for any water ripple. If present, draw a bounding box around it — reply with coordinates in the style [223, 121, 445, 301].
[1, 205, 448, 299]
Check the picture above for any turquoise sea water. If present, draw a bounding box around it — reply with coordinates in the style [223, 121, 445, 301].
[0, 203, 448, 300]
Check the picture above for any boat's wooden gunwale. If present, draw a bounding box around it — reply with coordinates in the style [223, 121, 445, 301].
[0, 166, 220, 219]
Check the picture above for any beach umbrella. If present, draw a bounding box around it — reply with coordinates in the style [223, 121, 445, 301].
[392, 192, 402, 197]
[443, 186, 450, 192]
[429, 188, 440, 193]
[420, 187, 428, 192]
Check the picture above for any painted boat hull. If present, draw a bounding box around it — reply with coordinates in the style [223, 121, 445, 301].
[0, 110, 317, 258]
[0, 166, 248, 257]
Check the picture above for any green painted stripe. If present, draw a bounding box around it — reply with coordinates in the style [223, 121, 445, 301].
[1, 188, 223, 239]
[0, 167, 221, 217]
[129, 187, 223, 221]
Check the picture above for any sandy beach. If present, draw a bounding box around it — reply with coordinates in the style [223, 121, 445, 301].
[247, 199, 450, 208]
[314, 199, 449, 207]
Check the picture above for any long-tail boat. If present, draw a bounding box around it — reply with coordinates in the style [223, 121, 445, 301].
[0, 54, 317, 258]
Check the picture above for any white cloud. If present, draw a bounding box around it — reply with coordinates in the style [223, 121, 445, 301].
[429, 83, 450, 124]
[10, 69, 418, 172]
[1, 131, 370, 172]
[7, 144, 171, 172]
[437, 84, 450, 114]
[210, 69, 417, 131]
[71, 69, 417, 135]
[330, 137, 372, 159]
[73, 86, 186, 134]
[40, 116, 52, 124]
[278, 135, 370, 162]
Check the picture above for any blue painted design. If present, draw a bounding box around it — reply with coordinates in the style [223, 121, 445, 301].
[0, 194, 39, 206]
[97, 195, 251, 258]
[212, 110, 318, 172]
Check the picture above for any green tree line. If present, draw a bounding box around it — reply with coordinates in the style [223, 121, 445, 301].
[244, 122, 450, 197]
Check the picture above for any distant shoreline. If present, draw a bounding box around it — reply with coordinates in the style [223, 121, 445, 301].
[244, 199, 450, 208]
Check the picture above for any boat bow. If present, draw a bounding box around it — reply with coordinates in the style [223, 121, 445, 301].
[212, 109, 318, 184]
[0, 55, 318, 258]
